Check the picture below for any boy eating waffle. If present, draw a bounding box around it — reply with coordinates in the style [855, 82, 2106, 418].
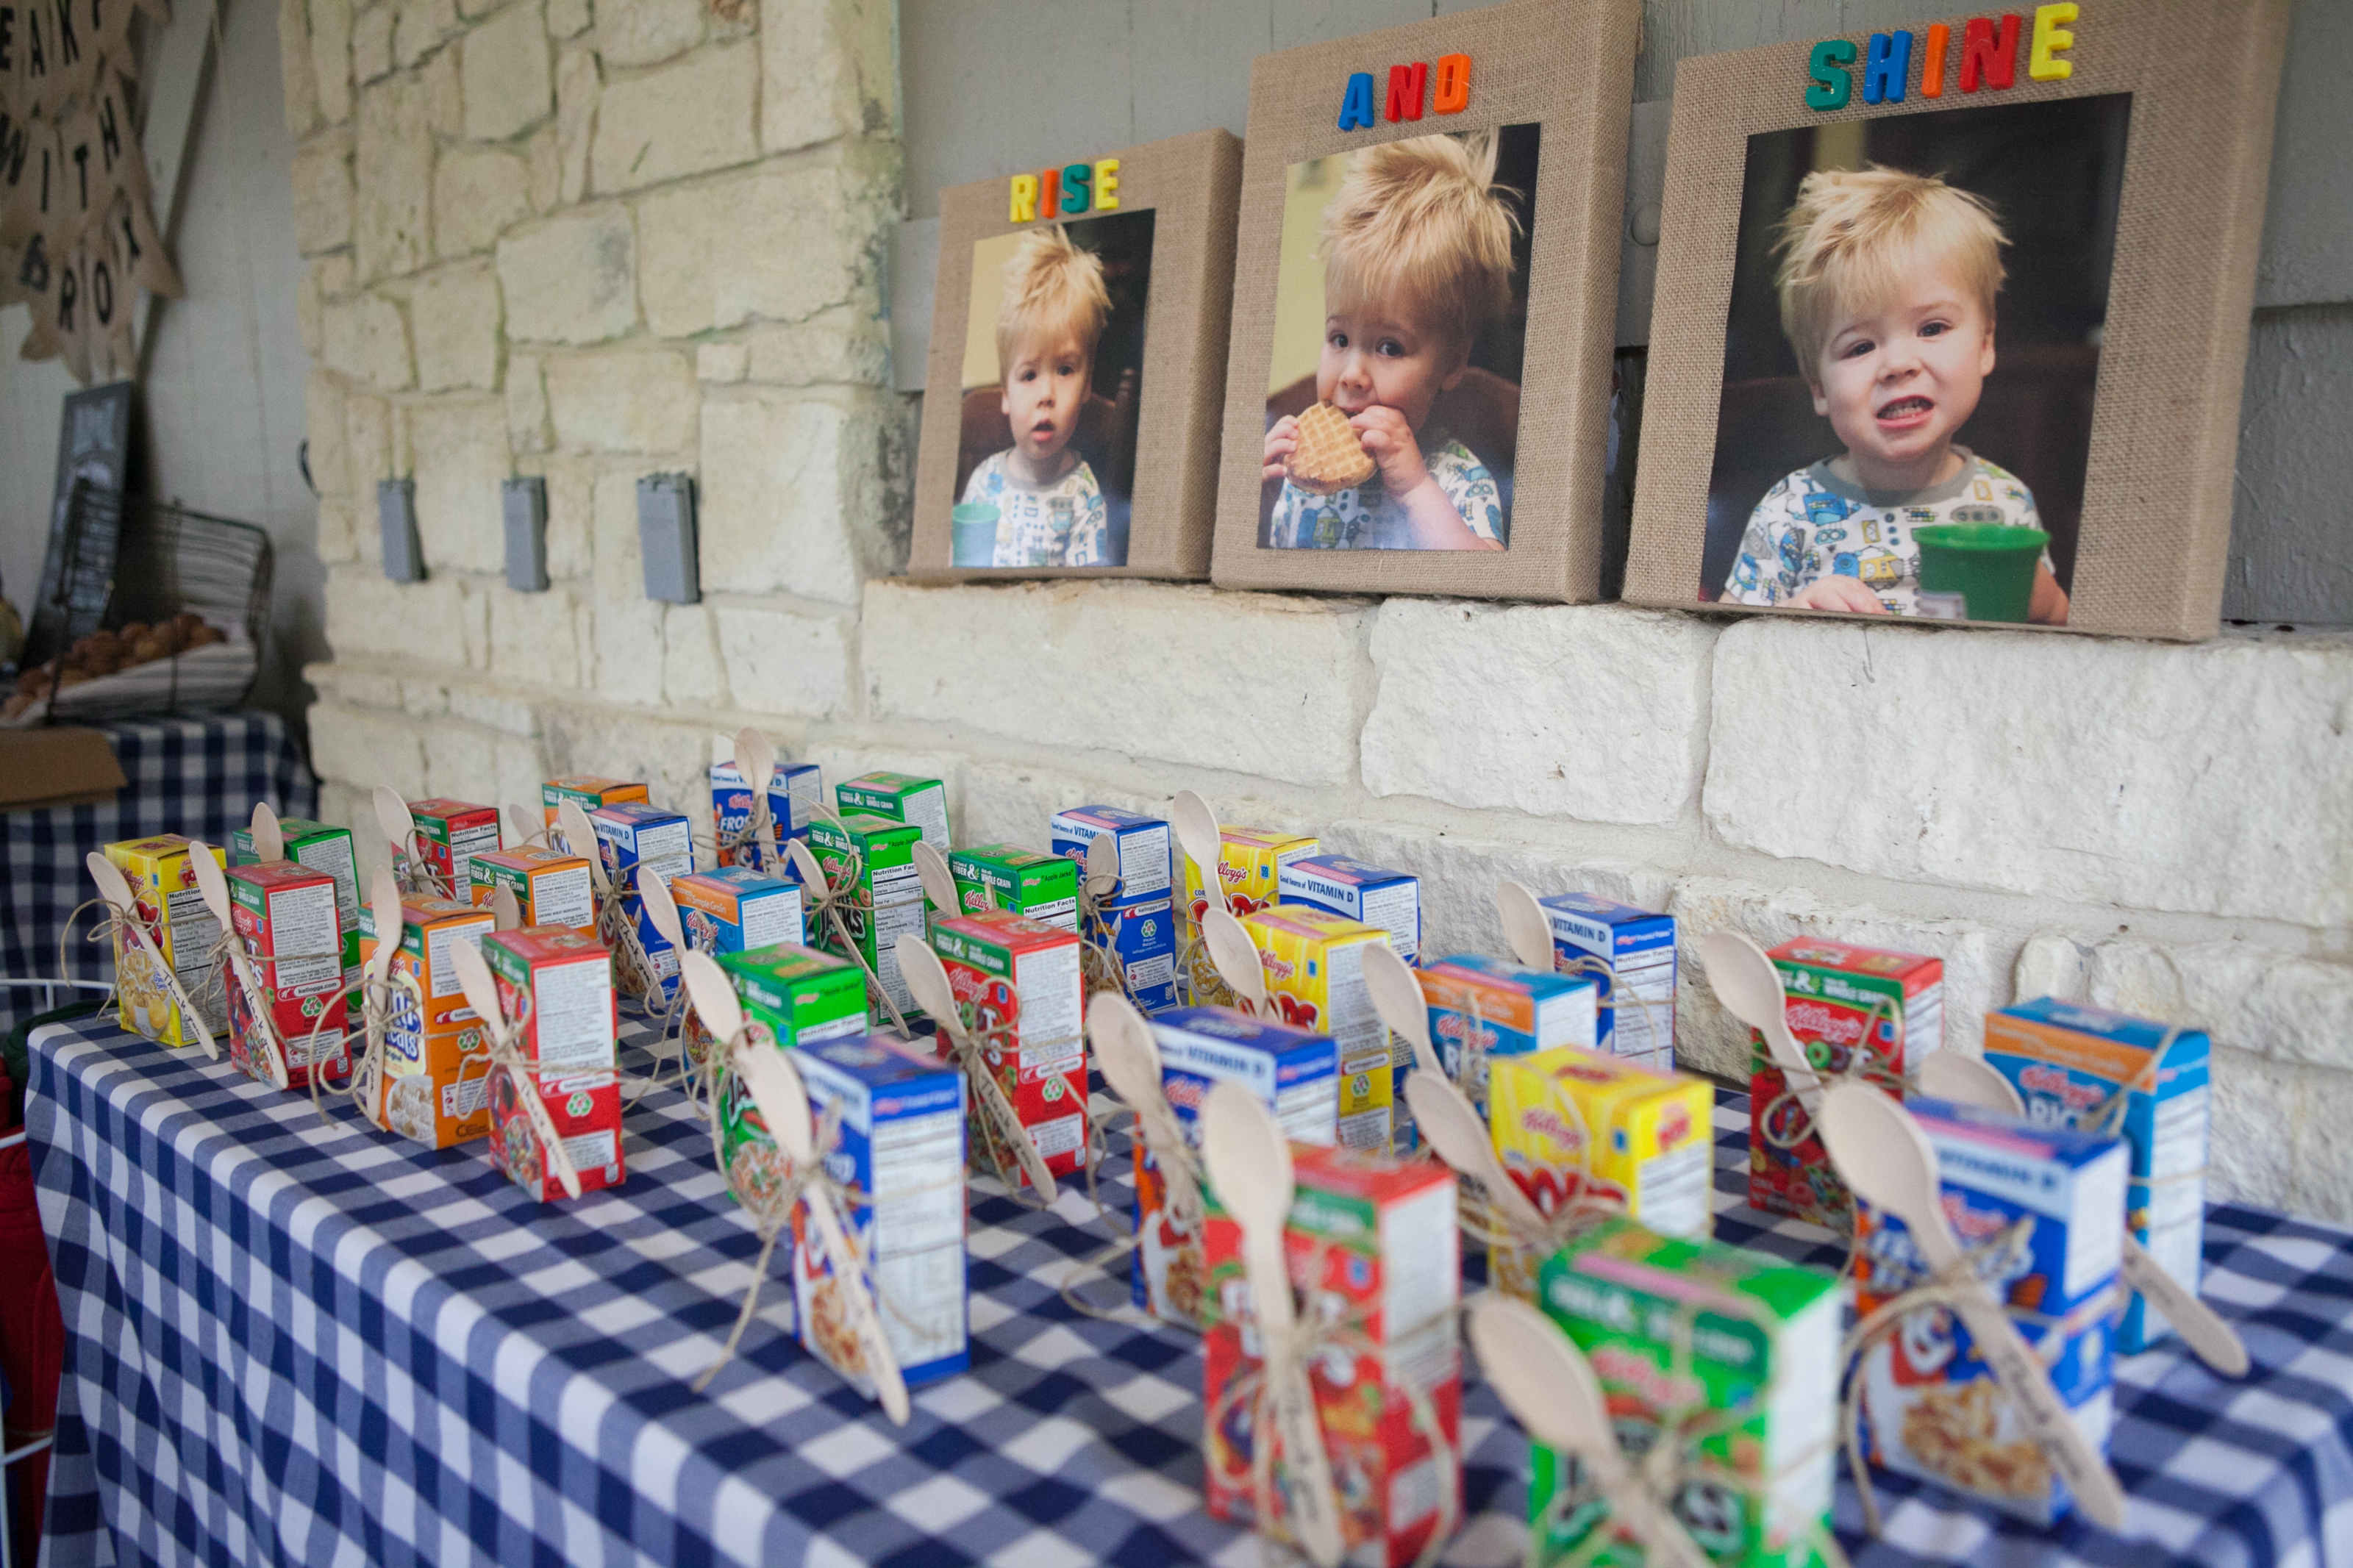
[1722, 165, 2069, 623]
[1262, 134, 1515, 551]
[960, 226, 1113, 567]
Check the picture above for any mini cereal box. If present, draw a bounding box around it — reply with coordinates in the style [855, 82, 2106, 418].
[1851, 1097, 2127, 1525]
[804, 814, 928, 1020]
[1049, 805, 1171, 901]
[929, 911, 1086, 1186]
[104, 834, 228, 1046]
[481, 928, 617, 1073]
[225, 860, 351, 1088]
[1533, 1220, 1841, 1567]
[671, 867, 805, 953]
[470, 846, 597, 934]
[1488, 1047, 1714, 1300]
[1985, 999, 2212, 1354]
[588, 801, 693, 892]
[1202, 1145, 1460, 1568]
[715, 945, 868, 1185]
[358, 894, 495, 1147]
[1278, 855, 1421, 964]
[231, 817, 361, 981]
[357, 894, 494, 1042]
[1240, 908, 1394, 1152]
[540, 776, 649, 824]
[709, 756, 824, 868]
[1179, 826, 1318, 928]
[1538, 892, 1677, 1071]
[406, 799, 504, 900]
[488, 1067, 624, 1201]
[948, 843, 1079, 931]
[1415, 954, 1597, 1116]
[375, 1019, 493, 1148]
[1132, 1006, 1338, 1323]
[1749, 939, 1943, 1229]
[835, 771, 951, 852]
[1089, 892, 1181, 1014]
[790, 1034, 969, 1386]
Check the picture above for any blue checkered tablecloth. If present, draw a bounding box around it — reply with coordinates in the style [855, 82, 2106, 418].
[1, 713, 315, 1034]
[25, 1009, 2353, 1568]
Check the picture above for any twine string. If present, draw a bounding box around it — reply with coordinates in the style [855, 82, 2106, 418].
[475, 1000, 586, 1200]
[793, 808, 917, 1041]
[65, 895, 222, 1057]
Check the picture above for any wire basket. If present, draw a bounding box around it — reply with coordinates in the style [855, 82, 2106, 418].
[7, 482, 274, 726]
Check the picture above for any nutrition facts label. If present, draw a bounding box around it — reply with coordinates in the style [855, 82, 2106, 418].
[1118, 824, 1170, 896]
[1356, 882, 1421, 961]
[296, 838, 360, 937]
[869, 863, 926, 1012]
[558, 1128, 618, 1181]
[1635, 1139, 1712, 1239]
[533, 865, 594, 930]
[632, 819, 693, 888]
[871, 1107, 964, 1257]
[529, 958, 615, 1070]
[268, 882, 343, 995]
[739, 889, 802, 948]
[165, 886, 221, 988]
[1014, 945, 1082, 1067]
[426, 919, 490, 997]
[449, 821, 502, 899]
[874, 1243, 967, 1369]
[1609, 945, 1677, 1061]
[899, 788, 951, 852]
[2141, 1081, 2212, 1300]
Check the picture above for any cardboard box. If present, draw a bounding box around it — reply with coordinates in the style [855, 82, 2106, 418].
[470, 846, 597, 935]
[1133, 1006, 1336, 1322]
[1240, 907, 1393, 1151]
[1749, 939, 1943, 1229]
[1179, 826, 1318, 927]
[1533, 1220, 1840, 1567]
[1049, 804, 1173, 901]
[589, 802, 693, 1006]
[948, 842, 1079, 931]
[671, 867, 805, 953]
[482, 927, 617, 1073]
[790, 1034, 969, 1387]
[406, 798, 504, 900]
[225, 860, 351, 1088]
[1984, 999, 2211, 1354]
[835, 770, 950, 852]
[1852, 1096, 2127, 1525]
[1278, 855, 1421, 964]
[540, 776, 648, 824]
[0, 727, 124, 811]
[376, 1020, 493, 1148]
[1487, 1047, 1713, 1300]
[104, 834, 226, 1047]
[804, 813, 928, 1020]
[488, 1066, 624, 1201]
[357, 894, 495, 1042]
[1538, 892, 1677, 1071]
[1089, 892, 1180, 1014]
[1415, 954, 1598, 1117]
[1202, 1145, 1460, 1568]
[231, 817, 362, 982]
[716, 944, 870, 1179]
[930, 910, 1086, 1187]
[709, 757, 823, 869]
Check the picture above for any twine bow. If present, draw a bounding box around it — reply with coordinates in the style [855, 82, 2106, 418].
[60, 895, 223, 1059]
[474, 998, 586, 1201]
[1075, 873, 1166, 1013]
[195, 923, 331, 1090]
[315, 964, 428, 1131]
[791, 808, 918, 1039]
[391, 834, 458, 902]
[929, 981, 1061, 1200]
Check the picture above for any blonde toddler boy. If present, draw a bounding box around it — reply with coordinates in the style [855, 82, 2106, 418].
[960, 226, 1113, 568]
[1724, 165, 2068, 623]
[1262, 135, 1514, 551]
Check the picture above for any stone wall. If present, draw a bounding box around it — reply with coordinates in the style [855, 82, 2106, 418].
[281, 0, 2353, 1224]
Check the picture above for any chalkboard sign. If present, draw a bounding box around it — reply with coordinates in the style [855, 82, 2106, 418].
[24, 382, 138, 668]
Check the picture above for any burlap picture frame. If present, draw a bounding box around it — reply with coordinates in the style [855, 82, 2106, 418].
[1624, 0, 2292, 640]
[1209, 0, 1641, 599]
[910, 128, 1243, 581]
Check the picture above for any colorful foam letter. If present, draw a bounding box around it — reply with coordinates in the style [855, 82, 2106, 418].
[1338, 71, 1377, 130]
[1008, 173, 1038, 223]
[1038, 165, 1060, 217]
[1092, 157, 1119, 211]
[1806, 39, 1857, 110]
[1920, 22, 1950, 97]
[1959, 13, 2021, 92]
[1862, 30, 1912, 103]
[1060, 162, 1090, 214]
[1433, 52, 1470, 113]
[2029, 2, 2078, 80]
[1385, 61, 1428, 122]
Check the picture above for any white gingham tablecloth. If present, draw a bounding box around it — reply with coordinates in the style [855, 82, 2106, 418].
[26, 1010, 2353, 1568]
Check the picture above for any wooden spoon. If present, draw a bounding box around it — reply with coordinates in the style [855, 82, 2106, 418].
[490, 886, 523, 931]
[640, 870, 685, 951]
[1169, 790, 1222, 914]
[1363, 941, 1440, 1077]
[250, 802, 285, 863]
[1201, 907, 1271, 1017]
[366, 867, 404, 989]
[87, 852, 220, 1060]
[910, 840, 963, 916]
[734, 727, 780, 867]
[1082, 831, 1121, 902]
[189, 846, 290, 1090]
[557, 799, 610, 897]
[451, 939, 583, 1200]
[1405, 1073, 1551, 1236]
[506, 803, 547, 848]
[1699, 931, 1823, 1116]
[1496, 881, 1554, 973]
[1199, 1081, 1343, 1568]
[1819, 1083, 2125, 1528]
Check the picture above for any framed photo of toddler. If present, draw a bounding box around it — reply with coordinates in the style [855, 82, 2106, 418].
[908, 128, 1243, 580]
[1207, 0, 1643, 599]
[1623, 0, 2292, 640]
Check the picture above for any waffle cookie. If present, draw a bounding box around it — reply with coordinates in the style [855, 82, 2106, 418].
[1288, 401, 1377, 494]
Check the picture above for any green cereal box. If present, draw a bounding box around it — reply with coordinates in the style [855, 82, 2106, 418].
[230, 817, 362, 982]
[1533, 1220, 1840, 1567]
[835, 772, 950, 852]
[947, 843, 1079, 932]
[804, 813, 929, 1021]
[715, 945, 869, 1195]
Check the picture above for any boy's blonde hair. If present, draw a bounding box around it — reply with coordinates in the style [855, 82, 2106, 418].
[1774, 164, 2008, 376]
[996, 226, 1111, 378]
[1320, 132, 1520, 349]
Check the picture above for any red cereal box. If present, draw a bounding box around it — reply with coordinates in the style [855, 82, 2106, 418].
[926, 910, 1085, 1186]
[481, 928, 618, 1074]
[1201, 1145, 1461, 1568]
[488, 1067, 624, 1202]
[1749, 937, 1942, 1228]
[406, 798, 504, 898]
[225, 861, 351, 1089]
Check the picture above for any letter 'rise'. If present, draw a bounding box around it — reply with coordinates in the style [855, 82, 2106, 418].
[1804, 4, 2082, 111]
[1009, 159, 1121, 224]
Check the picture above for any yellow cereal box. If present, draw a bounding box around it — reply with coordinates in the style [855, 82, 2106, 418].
[1239, 907, 1393, 1151]
[104, 834, 229, 1047]
[1179, 826, 1318, 928]
[1487, 1046, 1715, 1300]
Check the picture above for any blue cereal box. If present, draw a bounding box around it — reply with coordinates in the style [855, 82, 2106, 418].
[709, 757, 824, 870]
[591, 802, 693, 1006]
[1984, 998, 2213, 1354]
[1538, 892, 1677, 1071]
[789, 1033, 970, 1387]
[1853, 1096, 2127, 1525]
[1414, 954, 1598, 1120]
[671, 867, 805, 953]
[1278, 854, 1421, 964]
[1049, 805, 1173, 902]
[1090, 894, 1181, 1014]
[1134, 1006, 1337, 1322]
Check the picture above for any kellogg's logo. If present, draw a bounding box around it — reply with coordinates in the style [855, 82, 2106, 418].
[1258, 951, 1296, 983]
[1785, 1000, 1867, 1047]
[2018, 1062, 2103, 1112]
[1590, 1345, 1698, 1409]
[1519, 1108, 1584, 1149]
[1434, 1013, 1498, 1051]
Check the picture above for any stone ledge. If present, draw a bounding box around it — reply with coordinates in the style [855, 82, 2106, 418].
[1705, 621, 2353, 928]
